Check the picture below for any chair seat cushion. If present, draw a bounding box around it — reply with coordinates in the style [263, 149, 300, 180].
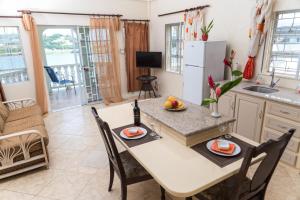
[6, 105, 42, 122]
[3, 115, 45, 133]
[195, 176, 251, 200]
[119, 151, 150, 180]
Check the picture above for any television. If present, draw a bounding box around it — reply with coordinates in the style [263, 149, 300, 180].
[136, 52, 162, 68]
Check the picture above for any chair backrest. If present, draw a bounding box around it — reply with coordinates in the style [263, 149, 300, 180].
[44, 66, 59, 83]
[91, 107, 126, 179]
[234, 129, 295, 200]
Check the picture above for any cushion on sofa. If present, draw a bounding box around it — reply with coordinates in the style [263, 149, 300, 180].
[3, 115, 45, 133]
[6, 105, 42, 122]
[0, 125, 49, 148]
[0, 115, 4, 132]
[0, 101, 9, 121]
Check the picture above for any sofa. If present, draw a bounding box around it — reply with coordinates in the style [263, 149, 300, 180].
[0, 98, 49, 179]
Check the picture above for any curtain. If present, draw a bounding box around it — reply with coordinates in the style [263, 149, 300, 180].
[184, 9, 204, 41]
[90, 17, 123, 104]
[243, 0, 275, 79]
[22, 13, 48, 114]
[124, 22, 149, 92]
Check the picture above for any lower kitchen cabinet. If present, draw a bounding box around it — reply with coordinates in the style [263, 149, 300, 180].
[234, 94, 265, 142]
[218, 92, 236, 118]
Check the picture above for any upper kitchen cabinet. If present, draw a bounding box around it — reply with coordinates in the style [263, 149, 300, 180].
[234, 94, 265, 142]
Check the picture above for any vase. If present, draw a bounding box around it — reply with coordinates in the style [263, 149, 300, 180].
[211, 102, 221, 118]
[202, 33, 208, 41]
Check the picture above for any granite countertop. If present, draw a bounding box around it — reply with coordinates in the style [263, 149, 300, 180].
[228, 81, 300, 107]
[138, 97, 235, 137]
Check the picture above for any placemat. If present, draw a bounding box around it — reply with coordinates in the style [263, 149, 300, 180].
[112, 123, 162, 148]
[192, 136, 254, 168]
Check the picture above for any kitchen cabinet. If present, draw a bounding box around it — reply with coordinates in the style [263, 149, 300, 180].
[234, 94, 265, 142]
[218, 92, 236, 117]
[262, 102, 300, 168]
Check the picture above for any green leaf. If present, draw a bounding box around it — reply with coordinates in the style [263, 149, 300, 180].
[215, 83, 221, 88]
[232, 70, 243, 77]
[220, 77, 243, 96]
[201, 98, 217, 106]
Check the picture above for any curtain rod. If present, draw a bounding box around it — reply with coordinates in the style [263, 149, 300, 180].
[121, 19, 150, 22]
[17, 10, 123, 17]
[158, 5, 210, 17]
[0, 15, 22, 18]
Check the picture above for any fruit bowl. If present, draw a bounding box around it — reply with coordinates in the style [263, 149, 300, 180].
[165, 106, 186, 112]
[163, 96, 186, 112]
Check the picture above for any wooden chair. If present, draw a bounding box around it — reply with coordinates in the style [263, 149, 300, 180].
[91, 107, 160, 200]
[191, 129, 295, 200]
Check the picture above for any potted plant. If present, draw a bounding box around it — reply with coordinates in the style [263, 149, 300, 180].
[224, 50, 243, 80]
[201, 20, 214, 41]
[202, 75, 243, 118]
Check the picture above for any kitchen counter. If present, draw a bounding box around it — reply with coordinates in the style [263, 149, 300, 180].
[138, 97, 235, 137]
[229, 81, 300, 107]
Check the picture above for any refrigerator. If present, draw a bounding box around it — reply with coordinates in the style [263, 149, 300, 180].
[182, 41, 226, 105]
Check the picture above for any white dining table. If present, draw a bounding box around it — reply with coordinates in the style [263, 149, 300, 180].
[98, 103, 263, 198]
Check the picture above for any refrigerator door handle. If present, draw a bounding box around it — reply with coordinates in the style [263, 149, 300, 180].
[185, 64, 201, 68]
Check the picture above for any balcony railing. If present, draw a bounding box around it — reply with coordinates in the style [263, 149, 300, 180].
[0, 69, 28, 84]
[47, 64, 82, 89]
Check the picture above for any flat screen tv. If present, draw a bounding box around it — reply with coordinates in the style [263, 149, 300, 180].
[136, 52, 162, 68]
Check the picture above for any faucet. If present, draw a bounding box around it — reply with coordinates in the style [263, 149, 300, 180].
[270, 68, 280, 88]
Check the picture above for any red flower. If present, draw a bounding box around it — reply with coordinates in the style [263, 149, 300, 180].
[208, 75, 215, 89]
[223, 58, 232, 68]
[216, 87, 222, 97]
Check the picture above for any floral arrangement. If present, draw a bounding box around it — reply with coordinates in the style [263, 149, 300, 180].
[201, 20, 214, 41]
[223, 50, 243, 78]
[202, 75, 242, 106]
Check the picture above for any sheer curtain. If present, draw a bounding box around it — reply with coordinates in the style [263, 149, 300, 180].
[90, 17, 123, 104]
[22, 13, 48, 114]
[243, 0, 275, 79]
[124, 22, 149, 92]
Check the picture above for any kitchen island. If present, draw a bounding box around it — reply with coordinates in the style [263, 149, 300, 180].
[139, 97, 235, 146]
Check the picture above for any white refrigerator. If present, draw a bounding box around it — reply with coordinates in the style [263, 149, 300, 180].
[182, 41, 226, 105]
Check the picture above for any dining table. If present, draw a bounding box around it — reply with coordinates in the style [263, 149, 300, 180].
[97, 98, 264, 198]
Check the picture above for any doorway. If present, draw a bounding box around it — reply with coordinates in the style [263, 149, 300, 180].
[39, 26, 102, 111]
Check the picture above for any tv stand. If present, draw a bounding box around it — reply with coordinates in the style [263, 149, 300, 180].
[136, 75, 157, 99]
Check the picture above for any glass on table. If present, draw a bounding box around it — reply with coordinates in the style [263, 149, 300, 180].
[217, 121, 232, 139]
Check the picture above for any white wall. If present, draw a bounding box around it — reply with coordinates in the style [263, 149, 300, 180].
[0, 0, 149, 101]
[149, 0, 300, 97]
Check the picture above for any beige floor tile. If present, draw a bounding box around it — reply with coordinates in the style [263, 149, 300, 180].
[0, 169, 57, 195]
[0, 190, 34, 200]
[38, 170, 92, 200]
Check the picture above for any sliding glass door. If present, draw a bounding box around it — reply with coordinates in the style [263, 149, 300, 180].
[39, 25, 101, 111]
[77, 26, 102, 103]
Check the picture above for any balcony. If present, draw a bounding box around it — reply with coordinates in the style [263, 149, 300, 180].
[0, 69, 28, 84]
[46, 64, 83, 111]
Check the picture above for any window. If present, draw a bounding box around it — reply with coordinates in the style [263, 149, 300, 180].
[0, 26, 28, 83]
[266, 10, 300, 79]
[165, 23, 184, 74]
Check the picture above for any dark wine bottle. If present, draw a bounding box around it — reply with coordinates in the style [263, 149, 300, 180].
[133, 99, 141, 126]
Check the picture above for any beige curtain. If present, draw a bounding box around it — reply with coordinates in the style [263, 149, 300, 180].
[124, 22, 149, 92]
[22, 13, 48, 114]
[90, 17, 123, 104]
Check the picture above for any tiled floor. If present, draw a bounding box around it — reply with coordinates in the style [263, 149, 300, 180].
[0, 104, 300, 200]
[49, 86, 86, 111]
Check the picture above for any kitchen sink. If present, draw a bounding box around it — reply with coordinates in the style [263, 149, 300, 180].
[243, 86, 279, 94]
